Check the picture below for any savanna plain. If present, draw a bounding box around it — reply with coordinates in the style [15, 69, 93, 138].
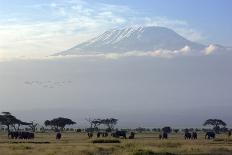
[0, 132, 232, 155]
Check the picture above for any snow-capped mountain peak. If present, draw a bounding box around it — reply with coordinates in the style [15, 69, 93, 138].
[55, 26, 227, 56]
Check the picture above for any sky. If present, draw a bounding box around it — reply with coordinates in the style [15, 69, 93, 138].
[0, 0, 232, 59]
[1, 55, 232, 128]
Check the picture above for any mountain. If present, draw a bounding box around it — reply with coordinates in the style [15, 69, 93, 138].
[55, 26, 227, 56]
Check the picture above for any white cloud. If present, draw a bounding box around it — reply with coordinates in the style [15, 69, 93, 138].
[204, 44, 217, 55]
[0, 46, 194, 62]
[0, 1, 205, 59]
[180, 45, 191, 54]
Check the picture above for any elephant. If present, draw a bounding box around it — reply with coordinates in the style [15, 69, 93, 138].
[159, 132, 168, 139]
[111, 131, 127, 139]
[129, 132, 135, 139]
[228, 131, 231, 137]
[8, 131, 19, 139]
[96, 132, 109, 138]
[8, 131, 34, 139]
[162, 132, 168, 139]
[184, 132, 191, 139]
[205, 131, 215, 139]
[56, 132, 62, 140]
[192, 132, 197, 139]
[97, 132, 101, 138]
[87, 132, 93, 138]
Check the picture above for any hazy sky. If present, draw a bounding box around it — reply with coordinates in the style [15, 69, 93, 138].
[0, 0, 231, 59]
[1, 55, 232, 128]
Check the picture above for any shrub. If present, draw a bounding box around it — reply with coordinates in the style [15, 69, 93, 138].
[133, 149, 155, 155]
[133, 149, 176, 155]
[92, 139, 120, 144]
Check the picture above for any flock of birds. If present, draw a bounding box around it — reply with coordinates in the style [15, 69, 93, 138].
[24, 80, 72, 89]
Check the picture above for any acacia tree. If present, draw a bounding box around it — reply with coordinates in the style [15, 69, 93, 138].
[203, 119, 227, 134]
[0, 112, 31, 132]
[91, 119, 102, 128]
[85, 118, 102, 132]
[85, 118, 118, 132]
[101, 118, 118, 132]
[44, 117, 76, 131]
[0, 112, 14, 132]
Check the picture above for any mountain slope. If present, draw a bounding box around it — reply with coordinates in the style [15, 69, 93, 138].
[56, 26, 207, 55]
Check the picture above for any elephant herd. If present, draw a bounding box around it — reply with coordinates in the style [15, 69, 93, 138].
[6, 130, 222, 141]
[184, 131, 197, 139]
[159, 131, 217, 140]
[8, 131, 34, 139]
[87, 131, 135, 139]
[63, 130, 220, 140]
[87, 130, 219, 140]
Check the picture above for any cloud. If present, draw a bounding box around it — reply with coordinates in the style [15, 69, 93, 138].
[180, 45, 191, 54]
[204, 44, 217, 55]
[24, 80, 72, 89]
[0, 1, 205, 59]
[0, 45, 200, 62]
[53, 47, 194, 60]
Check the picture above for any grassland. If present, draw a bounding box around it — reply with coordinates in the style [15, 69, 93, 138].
[0, 132, 232, 155]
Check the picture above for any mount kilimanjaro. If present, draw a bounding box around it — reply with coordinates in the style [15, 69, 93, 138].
[56, 26, 228, 56]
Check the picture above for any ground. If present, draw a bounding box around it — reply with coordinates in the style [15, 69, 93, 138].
[0, 132, 232, 155]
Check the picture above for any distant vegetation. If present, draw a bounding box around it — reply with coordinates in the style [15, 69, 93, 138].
[203, 119, 227, 134]
[0, 112, 32, 132]
[85, 118, 118, 132]
[92, 139, 120, 144]
[0, 111, 231, 135]
[44, 117, 76, 131]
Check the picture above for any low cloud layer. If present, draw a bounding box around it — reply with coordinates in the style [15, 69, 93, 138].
[0, 45, 223, 62]
[204, 44, 217, 55]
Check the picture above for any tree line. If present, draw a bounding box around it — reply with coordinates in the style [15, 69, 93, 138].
[0, 112, 77, 133]
[0, 112, 229, 134]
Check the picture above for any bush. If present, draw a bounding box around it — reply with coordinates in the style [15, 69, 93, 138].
[92, 139, 120, 144]
[133, 149, 155, 155]
[133, 150, 176, 155]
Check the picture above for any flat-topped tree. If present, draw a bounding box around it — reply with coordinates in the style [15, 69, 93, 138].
[203, 119, 227, 134]
[0, 112, 31, 132]
[0, 112, 19, 132]
[85, 118, 101, 132]
[101, 118, 118, 132]
[85, 118, 118, 132]
[44, 117, 76, 131]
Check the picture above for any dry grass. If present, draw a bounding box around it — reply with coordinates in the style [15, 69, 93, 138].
[0, 132, 232, 155]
